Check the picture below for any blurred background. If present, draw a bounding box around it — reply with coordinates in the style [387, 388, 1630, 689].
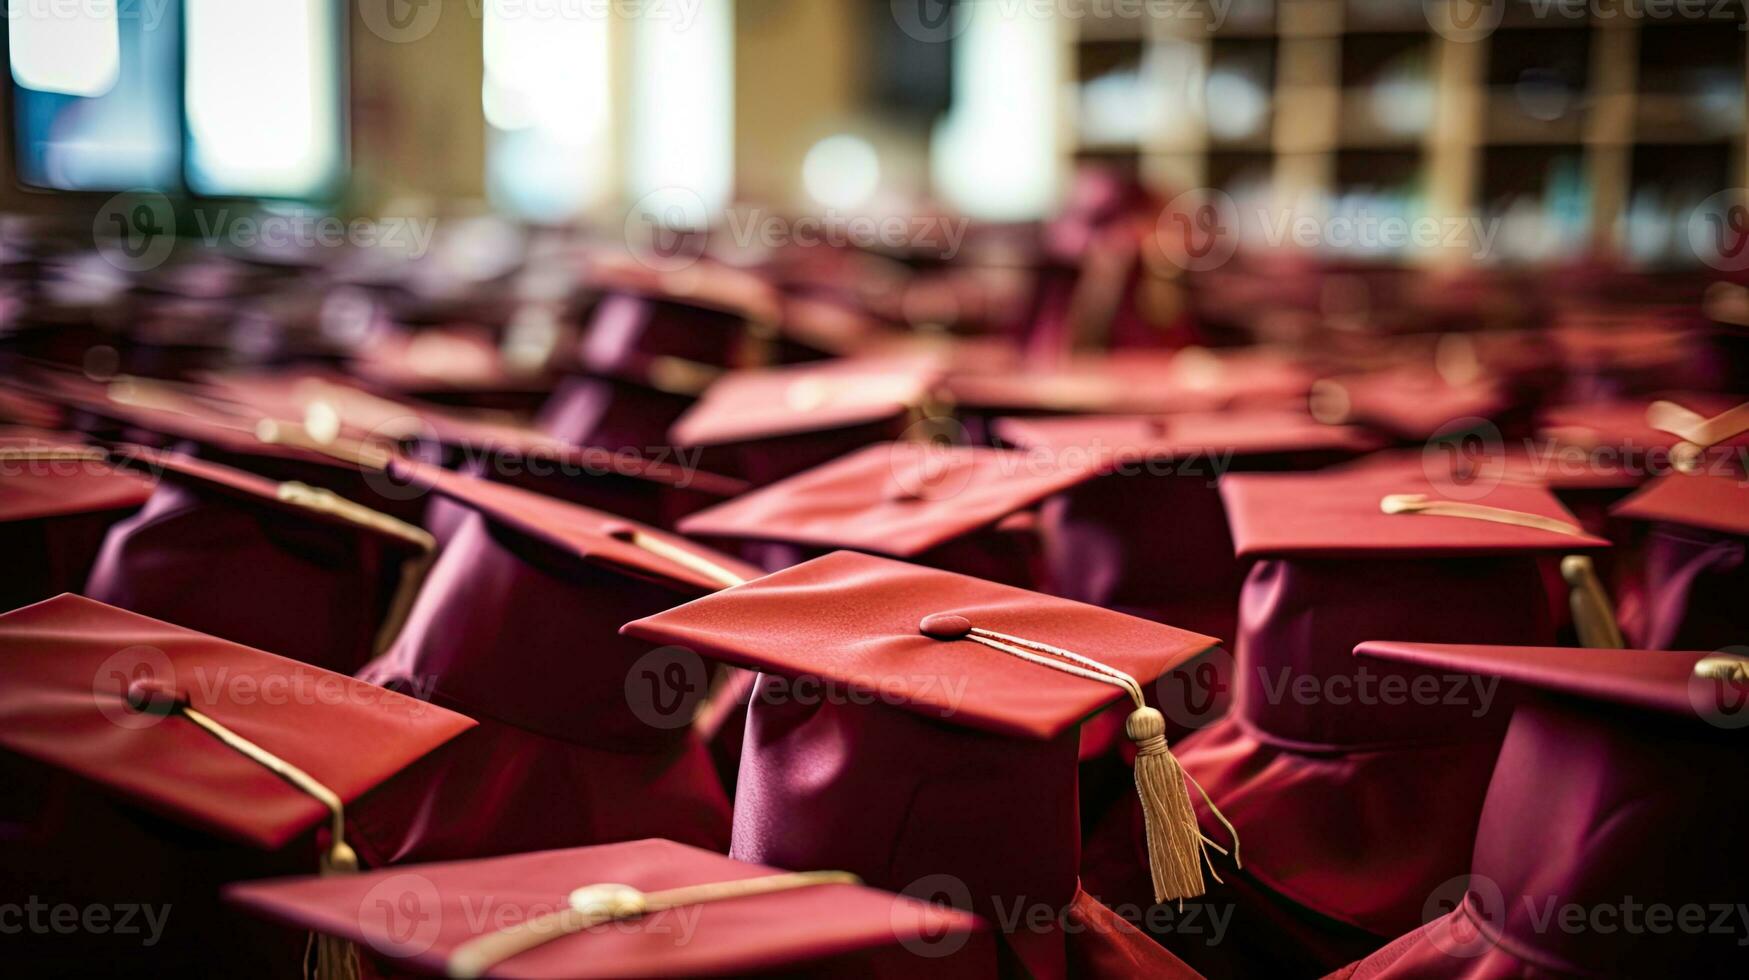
[0, 0, 1746, 381]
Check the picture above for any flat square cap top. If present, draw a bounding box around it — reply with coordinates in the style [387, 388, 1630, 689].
[392, 458, 762, 593]
[994, 409, 1377, 462]
[1355, 641, 1736, 722]
[678, 442, 1102, 556]
[670, 356, 940, 447]
[1221, 466, 1608, 559]
[622, 550, 1219, 740]
[1613, 471, 1749, 536]
[0, 594, 475, 849]
[226, 838, 983, 979]
[0, 427, 154, 523]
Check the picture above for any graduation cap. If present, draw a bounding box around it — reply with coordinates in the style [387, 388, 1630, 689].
[677, 442, 1101, 587]
[0, 594, 474, 977]
[1149, 466, 1606, 974]
[226, 838, 993, 979]
[536, 262, 784, 453]
[354, 460, 760, 863]
[622, 550, 1229, 978]
[1339, 642, 1748, 979]
[669, 356, 945, 484]
[1308, 367, 1514, 442]
[0, 426, 153, 609]
[994, 409, 1378, 640]
[1612, 465, 1749, 651]
[86, 448, 435, 674]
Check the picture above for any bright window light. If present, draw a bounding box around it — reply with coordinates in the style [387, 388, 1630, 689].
[931, 3, 1060, 221]
[803, 134, 881, 210]
[483, 0, 613, 218]
[185, 0, 342, 197]
[9, 0, 121, 97]
[627, 0, 734, 213]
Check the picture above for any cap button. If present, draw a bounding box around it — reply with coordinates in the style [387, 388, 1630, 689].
[919, 613, 972, 640]
[125, 677, 185, 716]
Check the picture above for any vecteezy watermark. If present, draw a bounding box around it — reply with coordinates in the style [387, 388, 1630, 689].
[621, 188, 973, 272]
[1689, 648, 1749, 729]
[93, 645, 439, 730]
[355, 872, 705, 961]
[1421, 874, 1749, 959]
[0, 898, 172, 947]
[1153, 190, 1503, 271]
[890, 0, 1234, 43]
[895, 874, 1233, 959]
[356, 0, 704, 45]
[1427, 0, 1748, 41]
[93, 191, 438, 272]
[1253, 665, 1503, 718]
[6, 0, 177, 32]
[1689, 190, 1749, 273]
[624, 645, 712, 731]
[1157, 646, 1234, 731]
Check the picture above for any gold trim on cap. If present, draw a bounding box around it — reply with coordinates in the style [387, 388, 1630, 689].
[1694, 655, 1749, 683]
[1561, 555, 1625, 650]
[1646, 400, 1749, 474]
[1380, 494, 1583, 537]
[445, 871, 860, 979]
[275, 482, 436, 656]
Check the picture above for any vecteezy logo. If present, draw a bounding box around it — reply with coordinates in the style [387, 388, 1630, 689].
[1688, 190, 1749, 272]
[894, 873, 974, 958]
[358, 0, 443, 44]
[622, 188, 710, 273]
[1423, 0, 1505, 42]
[890, 0, 968, 43]
[1155, 189, 1239, 272]
[1420, 874, 1504, 958]
[358, 873, 443, 958]
[625, 646, 709, 730]
[1422, 418, 1506, 501]
[93, 191, 176, 273]
[1158, 646, 1234, 731]
[94, 645, 178, 730]
[1689, 648, 1749, 730]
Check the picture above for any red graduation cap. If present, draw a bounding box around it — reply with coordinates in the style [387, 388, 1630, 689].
[86, 448, 435, 675]
[0, 594, 474, 977]
[623, 551, 1222, 980]
[354, 460, 758, 864]
[1144, 466, 1605, 976]
[995, 410, 1378, 640]
[677, 442, 1101, 586]
[669, 356, 944, 484]
[1612, 467, 1749, 651]
[1309, 367, 1515, 442]
[227, 838, 996, 979]
[1335, 642, 1748, 979]
[0, 426, 153, 609]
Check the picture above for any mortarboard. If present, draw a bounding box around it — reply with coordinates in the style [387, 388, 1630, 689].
[85, 448, 436, 675]
[669, 356, 946, 485]
[623, 550, 1227, 980]
[537, 262, 784, 453]
[0, 594, 474, 978]
[0, 426, 153, 609]
[994, 409, 1378, 640]
[354, 460, 760, 864]
[677, 441, 1101, 587]
[1612, 463, 1749, 651]
[1333, 642, 1748, 979]
[1308, 366, 1515, 443]
[1140, 466, 1606, 976]
[227, 838, 995, 979]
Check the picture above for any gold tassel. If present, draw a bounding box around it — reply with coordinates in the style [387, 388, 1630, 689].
[310, 841, 363, 980]
[1127, 707, 1208, 903]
